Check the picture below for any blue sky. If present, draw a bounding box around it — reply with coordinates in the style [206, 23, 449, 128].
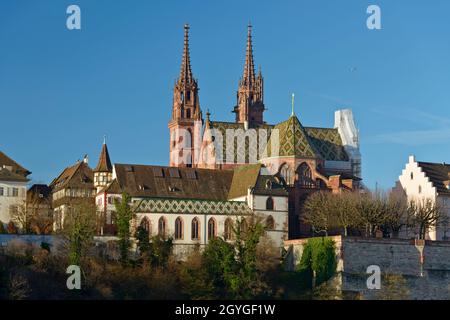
[1, 0, 449, 190]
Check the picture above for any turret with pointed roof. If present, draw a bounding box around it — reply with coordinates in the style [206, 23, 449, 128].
[94, 139, 112, 173]
[93, 139, 113, 192]
[233, 24, 265, 127]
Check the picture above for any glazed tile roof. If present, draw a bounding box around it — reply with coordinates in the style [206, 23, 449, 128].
[133, 198, 253, 215]
[305, 127, 349, 161]
[208, 116, 349, 162]
[208, 121, 273, 163]
[267, 116, 321, 158]
[418, 161, 450, 195]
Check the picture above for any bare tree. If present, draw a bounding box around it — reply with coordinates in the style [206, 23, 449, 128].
[303, 192, 337, 236]
[408, 199, 446, 240]
[383, 192, 411, 238]
[354, 192, 389, 237]
[10, 201, 33, 234]
[332, 192, 359, 237]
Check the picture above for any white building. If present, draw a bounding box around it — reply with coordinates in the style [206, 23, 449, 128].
[0, 151, 30, 226]
[93, 143, 289, 256]
[397, 155, 450, 240]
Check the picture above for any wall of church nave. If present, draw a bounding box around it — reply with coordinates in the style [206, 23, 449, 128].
[135, 213, 250, 246]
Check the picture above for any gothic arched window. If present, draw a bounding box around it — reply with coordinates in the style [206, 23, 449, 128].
[224, 218, 234, 241]
[266, 215, 275, 230]
[191, 217, 200, 240]
[266, 197, 274, 210]
[175, 217, 183, 240]
[208, 218, 216, 240]
[298, 163, 315, 188]
[280, 164, 294, 186]
[140, 217, 151, 235]
[158, 216, 166, 237]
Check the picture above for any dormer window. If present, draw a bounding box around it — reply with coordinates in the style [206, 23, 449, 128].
[266, 180, 272, 190]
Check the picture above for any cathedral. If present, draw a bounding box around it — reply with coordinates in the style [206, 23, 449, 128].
[168, 24, 362, 237]
[49, 24, 362, 248]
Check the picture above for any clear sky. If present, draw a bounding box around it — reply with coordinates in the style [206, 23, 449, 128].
[1, 0, 450, 190]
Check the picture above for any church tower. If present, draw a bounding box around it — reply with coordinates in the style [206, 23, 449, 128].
[169, 24, 202, 167]
[233, 24, 265, 128]
[93, 138, 113, 193]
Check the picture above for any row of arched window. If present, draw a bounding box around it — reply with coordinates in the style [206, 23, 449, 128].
[279, 162, 325, 188]
[139, 215, 276, 241]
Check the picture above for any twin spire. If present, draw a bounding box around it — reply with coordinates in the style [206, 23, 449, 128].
[175, 23, 264, 126]
[178, 24, 194, 84]
[178, 23, 257, 86]
[242, 24, 256, 87]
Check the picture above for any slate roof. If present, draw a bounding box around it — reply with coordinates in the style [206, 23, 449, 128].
[50, 161, 94, 192]
[0, 151, 31, 177]
[0, 167, 29, 182]
[418, 161, 450, 195]
[104, 163, 288, 201]
[111, 164, 234, 200]
[253, 174, 289, 196]
[27, 184, 52, 204]
[94, 143, 113, 172]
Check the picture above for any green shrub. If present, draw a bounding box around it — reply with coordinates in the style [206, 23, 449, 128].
[296, 237, 337, 288]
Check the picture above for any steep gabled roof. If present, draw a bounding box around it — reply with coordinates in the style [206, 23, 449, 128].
[0, 151, 31, 177]
[27, 184, 52, 203]
[94, 143, 112, 172]
[50, 161, 94, 192]
[228, 164, 262, 199]
[267, 115, 321, 159]
[418, 161, 450, 195]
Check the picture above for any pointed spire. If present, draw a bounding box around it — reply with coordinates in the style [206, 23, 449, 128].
[242, 23, 256, 86]
[179, 24, 193, 84]
[94, 139, 112, 173]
